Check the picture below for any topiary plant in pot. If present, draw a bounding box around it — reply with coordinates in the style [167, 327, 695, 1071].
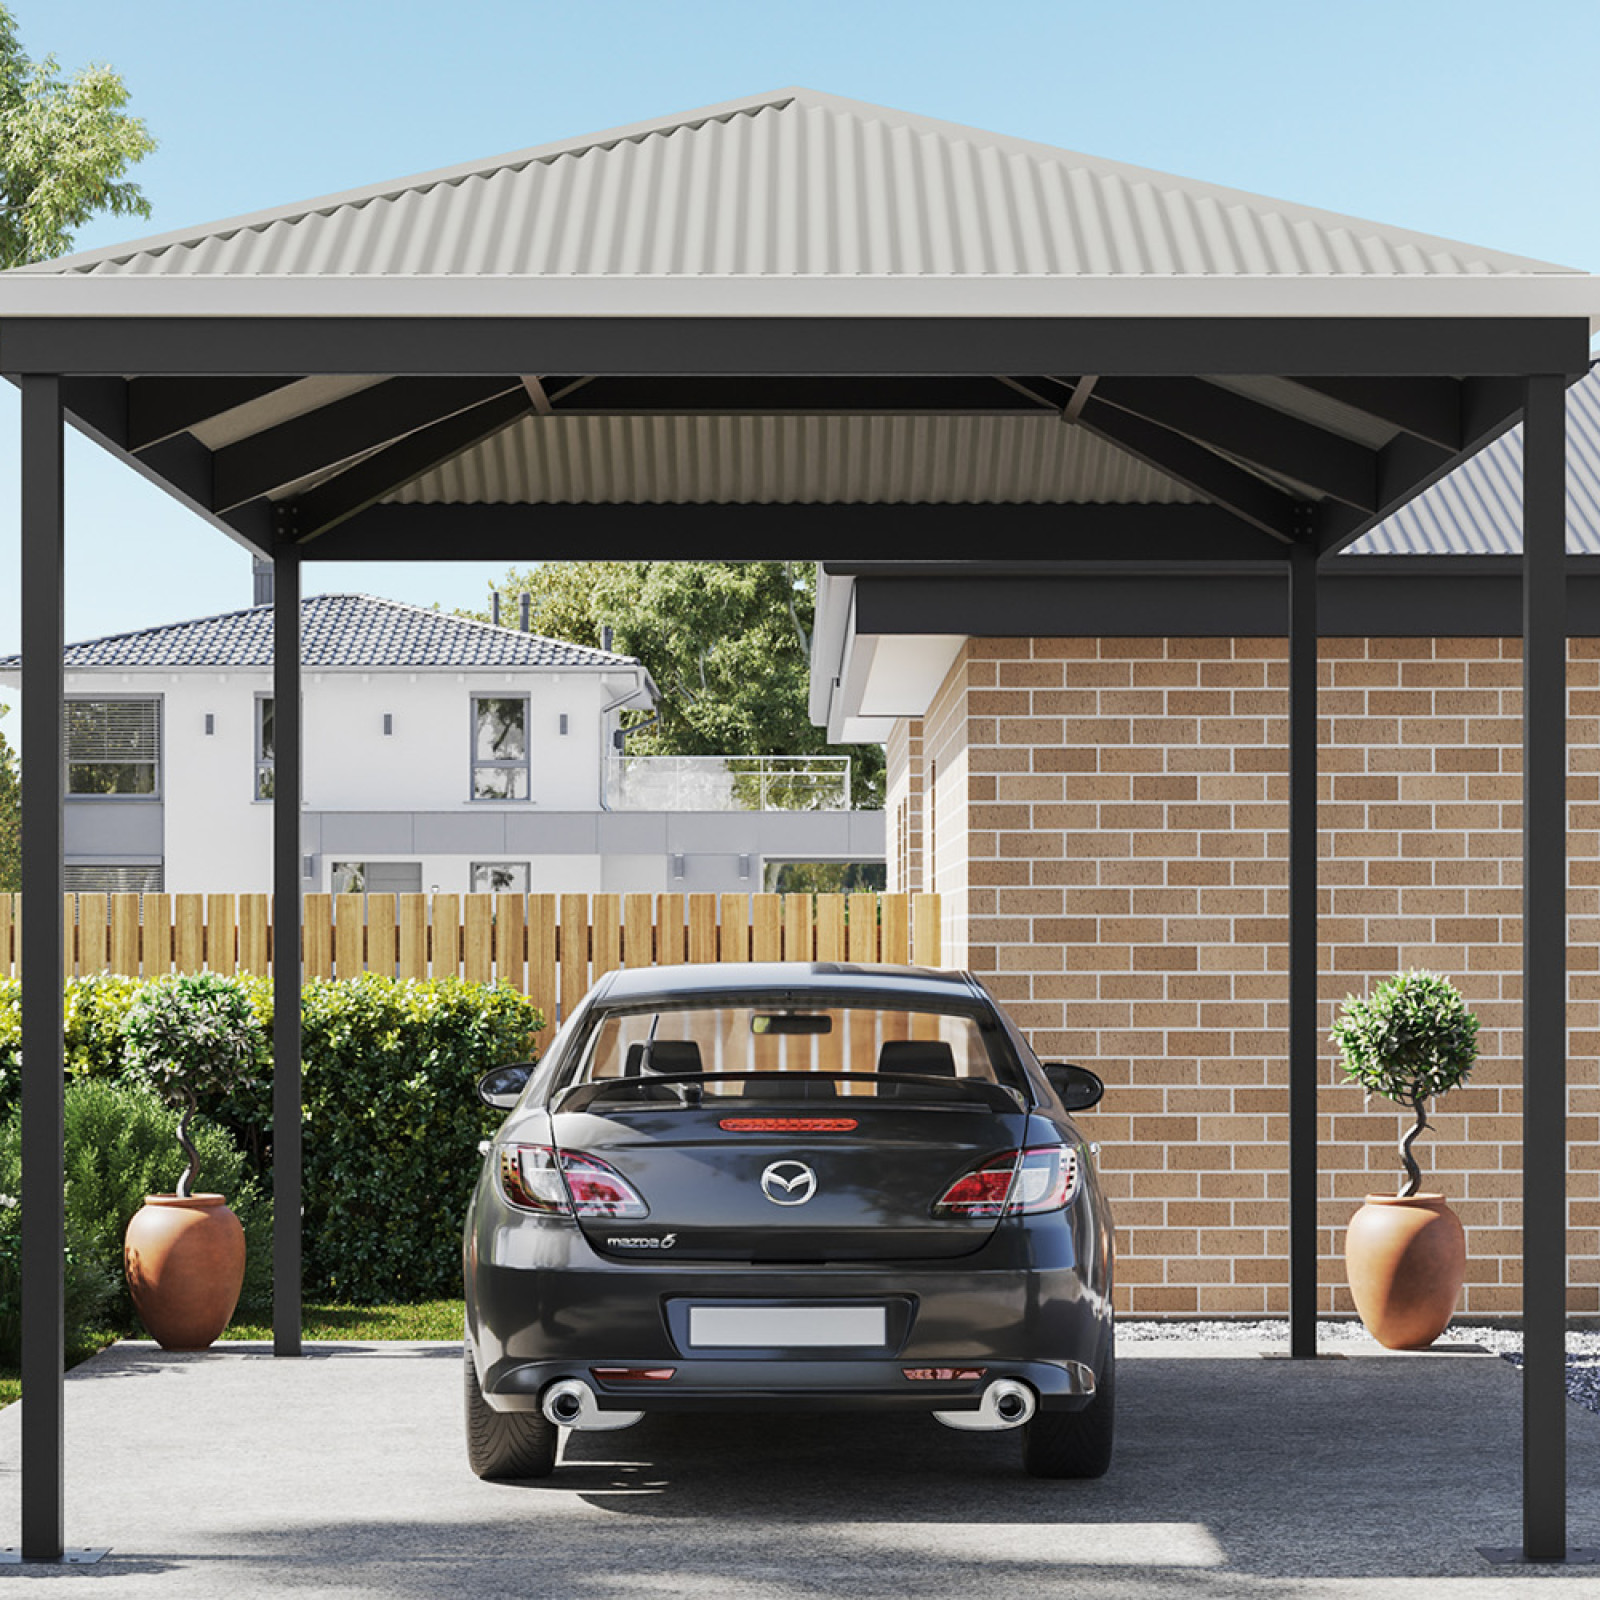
[1331, 970, 1479, 1349]
[120, 973, 264, 1350]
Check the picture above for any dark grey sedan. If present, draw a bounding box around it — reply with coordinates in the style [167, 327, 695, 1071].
[463, 962, 1114, 1479]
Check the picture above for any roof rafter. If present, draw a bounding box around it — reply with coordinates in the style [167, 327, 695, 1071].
[1087, 376, 1378, 511]
[279, 389, 534, 542]
[1072, 395, 1302, 544]
[127, 377, 301, 452]
[213, 376, 526, 512]
[1291, 376, 1463, 451]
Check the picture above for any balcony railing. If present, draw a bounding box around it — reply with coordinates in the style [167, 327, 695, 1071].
[604, 754, 852, 812]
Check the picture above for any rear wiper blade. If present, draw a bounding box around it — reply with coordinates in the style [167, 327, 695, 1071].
[555, 1071, 1023, 1116]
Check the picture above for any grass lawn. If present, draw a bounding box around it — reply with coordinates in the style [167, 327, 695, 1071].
[0, 1300, 467, 1408]
[219, 1300, 465, 1342]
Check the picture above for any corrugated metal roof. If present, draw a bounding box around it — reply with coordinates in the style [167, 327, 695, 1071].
[382, 413, 1204, 506]
[0, 594, 647, 671]
[24, 88, 1572, 282]
[1347, 366, 1600, 556]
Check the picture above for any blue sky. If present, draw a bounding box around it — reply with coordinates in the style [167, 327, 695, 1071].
[1, 0, 1597, 749]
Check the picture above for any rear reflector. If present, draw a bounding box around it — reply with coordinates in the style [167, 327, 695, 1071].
[718, 1117, 859, 1132]
[904, 1367, 986, 1382]
[591, 1367, 676, 1382]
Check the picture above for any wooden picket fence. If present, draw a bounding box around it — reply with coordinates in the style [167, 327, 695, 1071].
[0, 891, 942, 1027]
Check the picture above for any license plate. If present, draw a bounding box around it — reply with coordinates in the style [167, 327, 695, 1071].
[688, 1304, 886, 1348]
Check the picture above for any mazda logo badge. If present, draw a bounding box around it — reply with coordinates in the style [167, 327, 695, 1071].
[760, 1160, 818, 1206]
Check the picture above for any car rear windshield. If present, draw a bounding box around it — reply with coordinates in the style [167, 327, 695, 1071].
[561, 1000, 1022, 1104]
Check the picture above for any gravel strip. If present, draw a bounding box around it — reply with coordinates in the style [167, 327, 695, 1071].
[1118, 1318, 1600, 1414]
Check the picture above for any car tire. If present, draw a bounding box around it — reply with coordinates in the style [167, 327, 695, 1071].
[1021, 1335, 1115, 1479]
[464, 1342, 558, 1479]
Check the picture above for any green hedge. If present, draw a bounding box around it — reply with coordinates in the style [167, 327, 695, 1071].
[0, 973, 543, 1305]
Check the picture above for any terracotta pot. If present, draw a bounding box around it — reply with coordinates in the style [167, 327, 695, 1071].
[124, 1194, 246, 1351]
[1344, 1192, 1465, 1350]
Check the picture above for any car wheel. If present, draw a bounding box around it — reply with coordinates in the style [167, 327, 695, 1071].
[1021, 1335, 1115, 1479]
[464, 1342, 558, 1479]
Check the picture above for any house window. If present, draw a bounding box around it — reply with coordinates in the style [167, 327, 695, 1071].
[64, 863, 163, 893]
[255, 696, 275, 800]
[331, 861, 423, 895]
[65, 698, 160, 796]
[471, 696, 529, 799]
[470, 861, 530, 893]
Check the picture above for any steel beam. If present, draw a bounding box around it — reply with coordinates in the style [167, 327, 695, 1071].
[299, 500, 1285, 563]
[1521, 373, 1568, 1561]
[19, 375, 65, 1561]
[272, 548, 303, 1358]
[0, 316, 1588, 380]
[1287, 538, 1319, 1360]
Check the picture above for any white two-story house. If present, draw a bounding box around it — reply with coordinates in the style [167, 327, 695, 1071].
[1, 585, 884, 896]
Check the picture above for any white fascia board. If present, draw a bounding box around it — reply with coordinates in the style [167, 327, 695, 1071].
[2, 273, 1598, 325]
[809, 566, 854, 729]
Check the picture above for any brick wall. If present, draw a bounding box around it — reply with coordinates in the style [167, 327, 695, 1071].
[894, 634, 1600, 1319]
[885, 719, 925, 895]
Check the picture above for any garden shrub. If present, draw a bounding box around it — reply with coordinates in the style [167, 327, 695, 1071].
[0, 1079, 272, 1359]
[298, 975, 541, 1302]
[0, 972, 542, 1305]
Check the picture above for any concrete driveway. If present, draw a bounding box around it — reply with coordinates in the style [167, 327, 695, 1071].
[0, 1338, 1596, 1596]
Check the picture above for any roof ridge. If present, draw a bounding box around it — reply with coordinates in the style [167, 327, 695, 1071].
[0, 591, 640, 666]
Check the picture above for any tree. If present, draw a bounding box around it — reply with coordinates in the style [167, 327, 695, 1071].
[0, 706, 15, 893]
[0, 6, 156, 268]
[464, 563, 886, 808]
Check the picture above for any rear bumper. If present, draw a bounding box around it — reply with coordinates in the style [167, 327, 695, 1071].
[480, 1355, 1098, 1416]
[465, 1189, 1113, 1417]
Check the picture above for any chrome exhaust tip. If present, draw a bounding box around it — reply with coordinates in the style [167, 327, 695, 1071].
[540, 1378, 642, 1431]
[933, 1377, 1037, 1432]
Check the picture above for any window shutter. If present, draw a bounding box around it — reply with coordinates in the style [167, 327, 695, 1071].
[65, 699, 161, 761]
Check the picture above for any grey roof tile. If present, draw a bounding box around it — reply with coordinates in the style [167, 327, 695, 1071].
[0, 593, 642, 671]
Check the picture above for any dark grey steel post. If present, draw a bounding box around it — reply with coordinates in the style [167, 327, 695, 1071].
[1288, 538, 1319, 1359]
[272, 547, 303, 1357]
[19, 375, 65, 1560]
[1522, 373, 1567, 1561]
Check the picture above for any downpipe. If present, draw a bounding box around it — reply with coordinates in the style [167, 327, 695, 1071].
[540, 1378, 642, 1431]
[932, 1378, 1037, 1432]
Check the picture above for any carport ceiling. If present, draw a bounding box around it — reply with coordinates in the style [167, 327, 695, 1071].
[4, 86, 1593, 565]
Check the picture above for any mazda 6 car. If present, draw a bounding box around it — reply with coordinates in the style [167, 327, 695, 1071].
[463, 962, 1114, 1479]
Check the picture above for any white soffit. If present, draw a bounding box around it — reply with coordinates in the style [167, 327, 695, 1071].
[852, 635, 966, 719]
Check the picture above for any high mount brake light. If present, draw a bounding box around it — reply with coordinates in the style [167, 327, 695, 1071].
[932, 1145, 1081, 1218]
[718, 1118, 859, 1132]
[498, 1144, 648, 1219]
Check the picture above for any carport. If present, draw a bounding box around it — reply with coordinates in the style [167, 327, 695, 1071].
[3, 87, 1596, 1563]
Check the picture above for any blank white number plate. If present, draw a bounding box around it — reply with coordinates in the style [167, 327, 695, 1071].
[689, 1305, 886, 1348]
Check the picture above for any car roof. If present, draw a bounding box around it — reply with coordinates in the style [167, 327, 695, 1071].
[591, 962, 986, 1009]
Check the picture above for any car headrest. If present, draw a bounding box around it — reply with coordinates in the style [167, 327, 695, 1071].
[741, 1074, 838, 1100]
[621, 1042, 648, 1077]
[645, 1039, 703, 1075]
[876, 1040, 957, 1078]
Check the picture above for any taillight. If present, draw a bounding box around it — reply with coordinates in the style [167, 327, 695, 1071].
[932, 1145, 1081, 1218]
[498, 1144, 648, 1218]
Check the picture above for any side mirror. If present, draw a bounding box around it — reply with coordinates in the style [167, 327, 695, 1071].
[1044, 1063, 1104, 1112]
[478, 1062, 535, 1110]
